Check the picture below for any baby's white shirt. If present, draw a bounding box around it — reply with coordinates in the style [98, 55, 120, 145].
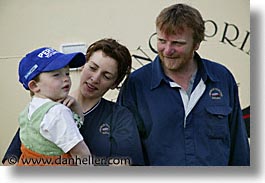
[28, 97, 83, 153]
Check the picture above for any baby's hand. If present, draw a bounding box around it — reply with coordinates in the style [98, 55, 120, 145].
[57, 95, 75, 108]
[57, 96, 84, 121]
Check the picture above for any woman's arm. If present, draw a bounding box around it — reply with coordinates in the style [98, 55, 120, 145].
[69, 140, 93, 166]
[2, 129, 21, 165]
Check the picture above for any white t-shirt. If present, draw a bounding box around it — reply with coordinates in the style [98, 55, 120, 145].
[28, 97, 83, 153]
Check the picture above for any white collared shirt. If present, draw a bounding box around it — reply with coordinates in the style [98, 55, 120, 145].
[169, 79, 206, 128]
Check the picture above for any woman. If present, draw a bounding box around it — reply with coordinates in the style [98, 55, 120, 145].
[2, 39, 144, 166]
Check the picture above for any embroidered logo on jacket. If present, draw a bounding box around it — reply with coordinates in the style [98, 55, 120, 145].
[99, 123, 110, 135]
[209, 88, 223, 99]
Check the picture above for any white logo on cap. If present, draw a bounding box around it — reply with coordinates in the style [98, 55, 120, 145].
[38, 48, 58, 58]
[24, 64, 38, 79]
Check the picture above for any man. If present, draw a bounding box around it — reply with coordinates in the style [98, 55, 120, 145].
[118, 3, 250, 166]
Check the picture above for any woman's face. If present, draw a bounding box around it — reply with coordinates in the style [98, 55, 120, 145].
[79, 50, 118, 100]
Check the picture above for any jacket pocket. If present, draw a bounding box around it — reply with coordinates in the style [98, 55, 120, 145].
[205, 105, 232, 139]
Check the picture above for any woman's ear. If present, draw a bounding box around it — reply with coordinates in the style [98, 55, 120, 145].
[28, 80, 39, 93]
[194, 42, 200, 51]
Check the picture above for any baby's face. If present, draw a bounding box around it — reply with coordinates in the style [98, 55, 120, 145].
[34, 66, 71, 101]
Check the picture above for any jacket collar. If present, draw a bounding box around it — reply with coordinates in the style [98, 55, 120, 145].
[150, 52, 219, 90]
